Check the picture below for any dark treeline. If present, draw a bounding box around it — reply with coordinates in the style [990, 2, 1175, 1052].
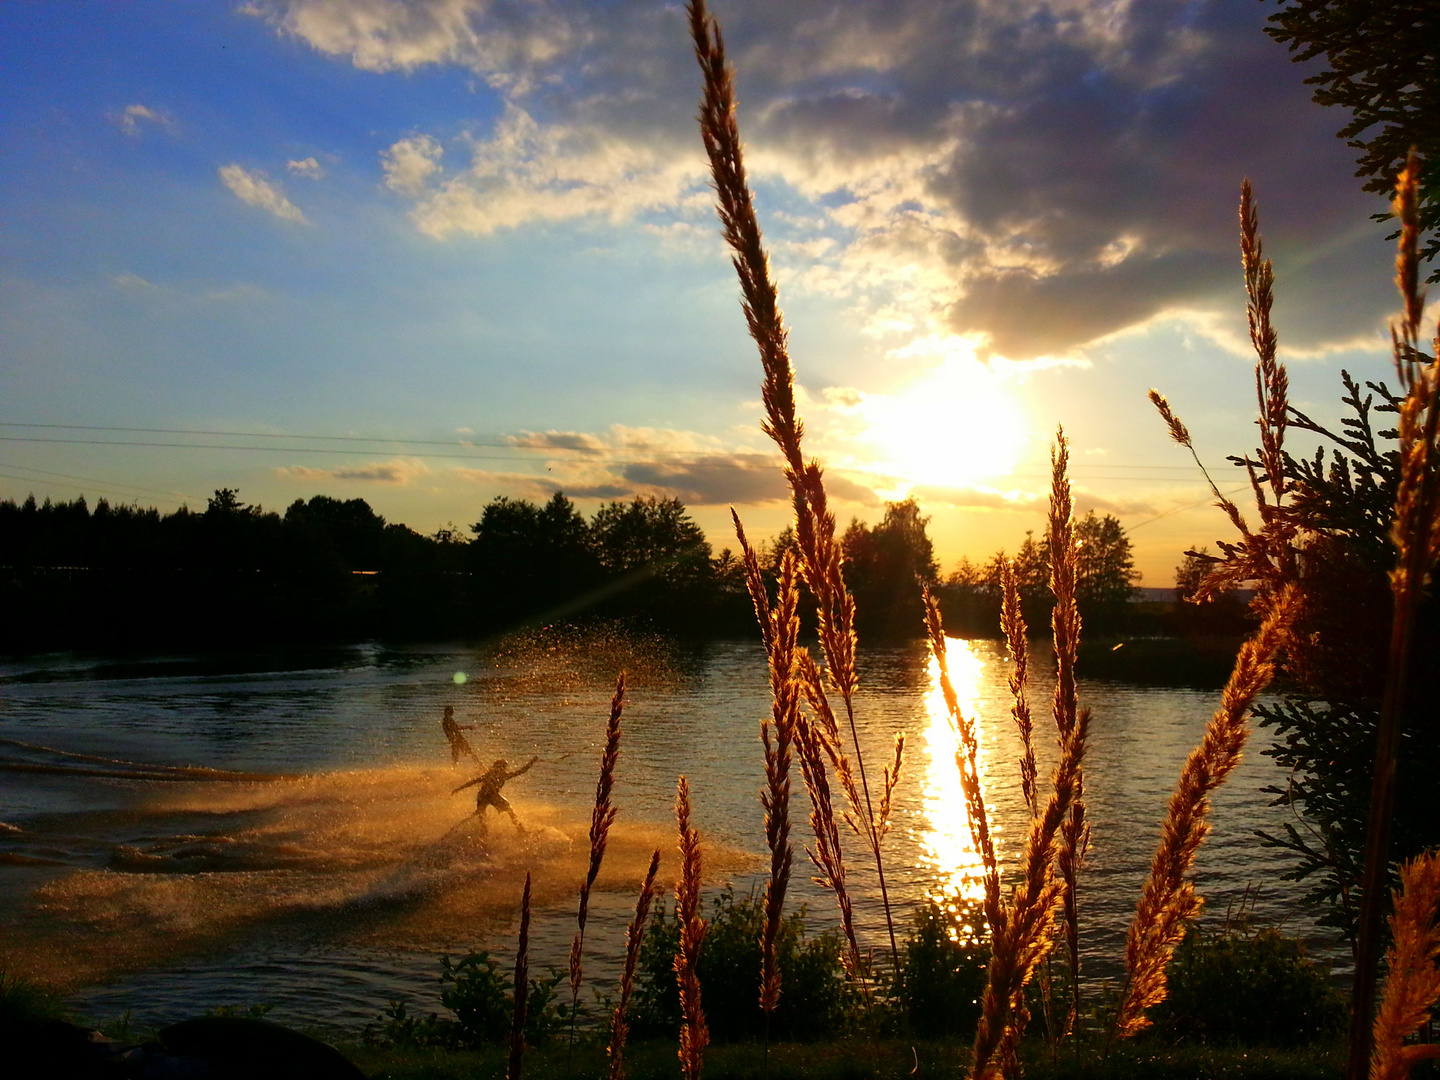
[1, 487, 1182, 652]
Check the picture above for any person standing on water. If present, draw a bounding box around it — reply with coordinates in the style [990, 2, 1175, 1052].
[441, 705, 479, 765]
[452, 756, 539, 834]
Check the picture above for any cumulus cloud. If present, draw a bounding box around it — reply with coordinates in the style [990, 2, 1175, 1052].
[275, 458, 430, 483]
[116, 103, 176, 136]
[287, 156, 325, 179]
[218, 164, 308, 223]
[258, 0, 1396, 356]
[381, 135, 443, 195]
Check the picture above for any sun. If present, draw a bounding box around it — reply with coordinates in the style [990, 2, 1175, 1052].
[859, 355, 1027, 491]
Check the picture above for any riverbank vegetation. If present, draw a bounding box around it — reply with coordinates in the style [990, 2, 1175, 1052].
[0, 482, 1191, 654]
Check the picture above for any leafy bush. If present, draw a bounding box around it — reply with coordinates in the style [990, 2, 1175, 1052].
[894, 900, 988, 1039]
[1148, 925, 1344, 1046]
[368, 950, 566, 1050]
[630, 887, 854, 1042]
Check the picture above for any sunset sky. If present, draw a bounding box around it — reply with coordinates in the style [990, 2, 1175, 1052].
[0, 1, 1415, 584]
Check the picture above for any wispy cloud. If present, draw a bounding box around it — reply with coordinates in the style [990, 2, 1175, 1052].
[287, 156, 325, 179]
[275, 458, 430, 484]
[218, 164, 308, 224]
[116, 103, 176, 136]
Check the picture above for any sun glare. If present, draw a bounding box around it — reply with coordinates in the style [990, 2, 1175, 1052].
[861, 354, 1026, 492]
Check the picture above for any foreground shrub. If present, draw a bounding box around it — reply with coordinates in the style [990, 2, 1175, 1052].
[1148, 924, 1344, 1045]
[369, 951, 566, 1050]
[895, 900, 988, 1039]
[0, 968, 68, 1026]
[630, 887, 853, 1042]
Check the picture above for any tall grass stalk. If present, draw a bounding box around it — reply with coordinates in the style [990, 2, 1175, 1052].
[687, 0, 902, 972]
[1369, 851, 1440, 1080]
[1048, 433, 1089, 1045]
[1348, 152, 1440, 1080]
[675, 775, 709, 1080]
[608, 848, 662, 1080]
[509, 872, 532, 1080]
[570, 672, 626, 1047]
[958, 435, 1091, 1080]
[732, 513, 798, 1024]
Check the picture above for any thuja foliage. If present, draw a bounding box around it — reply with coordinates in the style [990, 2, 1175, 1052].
[1249, 372, 1440, 953]
[1264, 0, 1440, 278]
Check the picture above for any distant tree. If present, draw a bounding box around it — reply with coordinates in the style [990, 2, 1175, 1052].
[470, 492, 601, 626]
[589, 495, 711, 583]
[842, 498, 939, 639]
[1073, 510, 1140, 626]
[945, 557, 987, 590]
[1264, 0, 1440, 277]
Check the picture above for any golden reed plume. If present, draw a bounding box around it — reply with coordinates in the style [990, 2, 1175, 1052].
[1369, 851, 1440, 1080]
[1048, 431, 1089, 1044]
[509, 871, 532, 1080]
[1112, 587, 1297, 1039]
[608, 848, 662, 1080]
[687, 0, 903, 969]
[675, 776, 709, 1080]
[570, 673, 626, 1028]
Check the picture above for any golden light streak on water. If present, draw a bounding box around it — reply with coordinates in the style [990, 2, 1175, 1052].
[919, 636, 991, 911]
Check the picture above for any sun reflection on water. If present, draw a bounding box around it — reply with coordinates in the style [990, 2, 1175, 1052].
[919, 636, 991, 912]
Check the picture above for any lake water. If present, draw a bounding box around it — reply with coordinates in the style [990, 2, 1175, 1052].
[0, 627, 1334, 1034]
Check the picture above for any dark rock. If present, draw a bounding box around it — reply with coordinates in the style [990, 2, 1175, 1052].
[152, 1017, 366, 1079]
[0, 1014, 366, 1079]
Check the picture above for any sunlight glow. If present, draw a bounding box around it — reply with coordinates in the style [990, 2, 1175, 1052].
[861, 348, 1026, 492]
[919, 635, 990, 909]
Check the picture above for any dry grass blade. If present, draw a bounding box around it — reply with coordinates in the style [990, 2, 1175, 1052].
[795, 651, 865, 839]
[609, 849, 662, 1080]
[1000, 560, 1037, 816]
[571, 673, 626, 1019]
[792, 689, 864, 979]
[923, 588, 1000, 930]
[1370, 852, 1440, 1080]
[509, 872, 532, 1080]
[688, 0, 900, 969]
[1113, 586, 1297, 1039]
[877, 732, 905, 840]
[734, 513, 800, 1018]
[675, 775, 709, 1080]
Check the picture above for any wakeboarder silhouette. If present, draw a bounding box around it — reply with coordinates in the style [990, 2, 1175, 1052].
[452, 756, 539, 835]
[440, 705, 479, 765]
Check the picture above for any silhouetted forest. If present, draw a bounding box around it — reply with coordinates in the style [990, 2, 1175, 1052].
[0, 487, 1179, 652]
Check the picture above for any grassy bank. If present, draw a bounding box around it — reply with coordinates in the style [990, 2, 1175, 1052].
[342, 1036, 1345, 1080]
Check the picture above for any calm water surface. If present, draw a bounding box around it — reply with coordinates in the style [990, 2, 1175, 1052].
[0, 629, 1330, 1033]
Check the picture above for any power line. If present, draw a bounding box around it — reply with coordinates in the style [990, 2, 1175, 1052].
[0, 462, 199, 502]
[0, 422, 1215, 472]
